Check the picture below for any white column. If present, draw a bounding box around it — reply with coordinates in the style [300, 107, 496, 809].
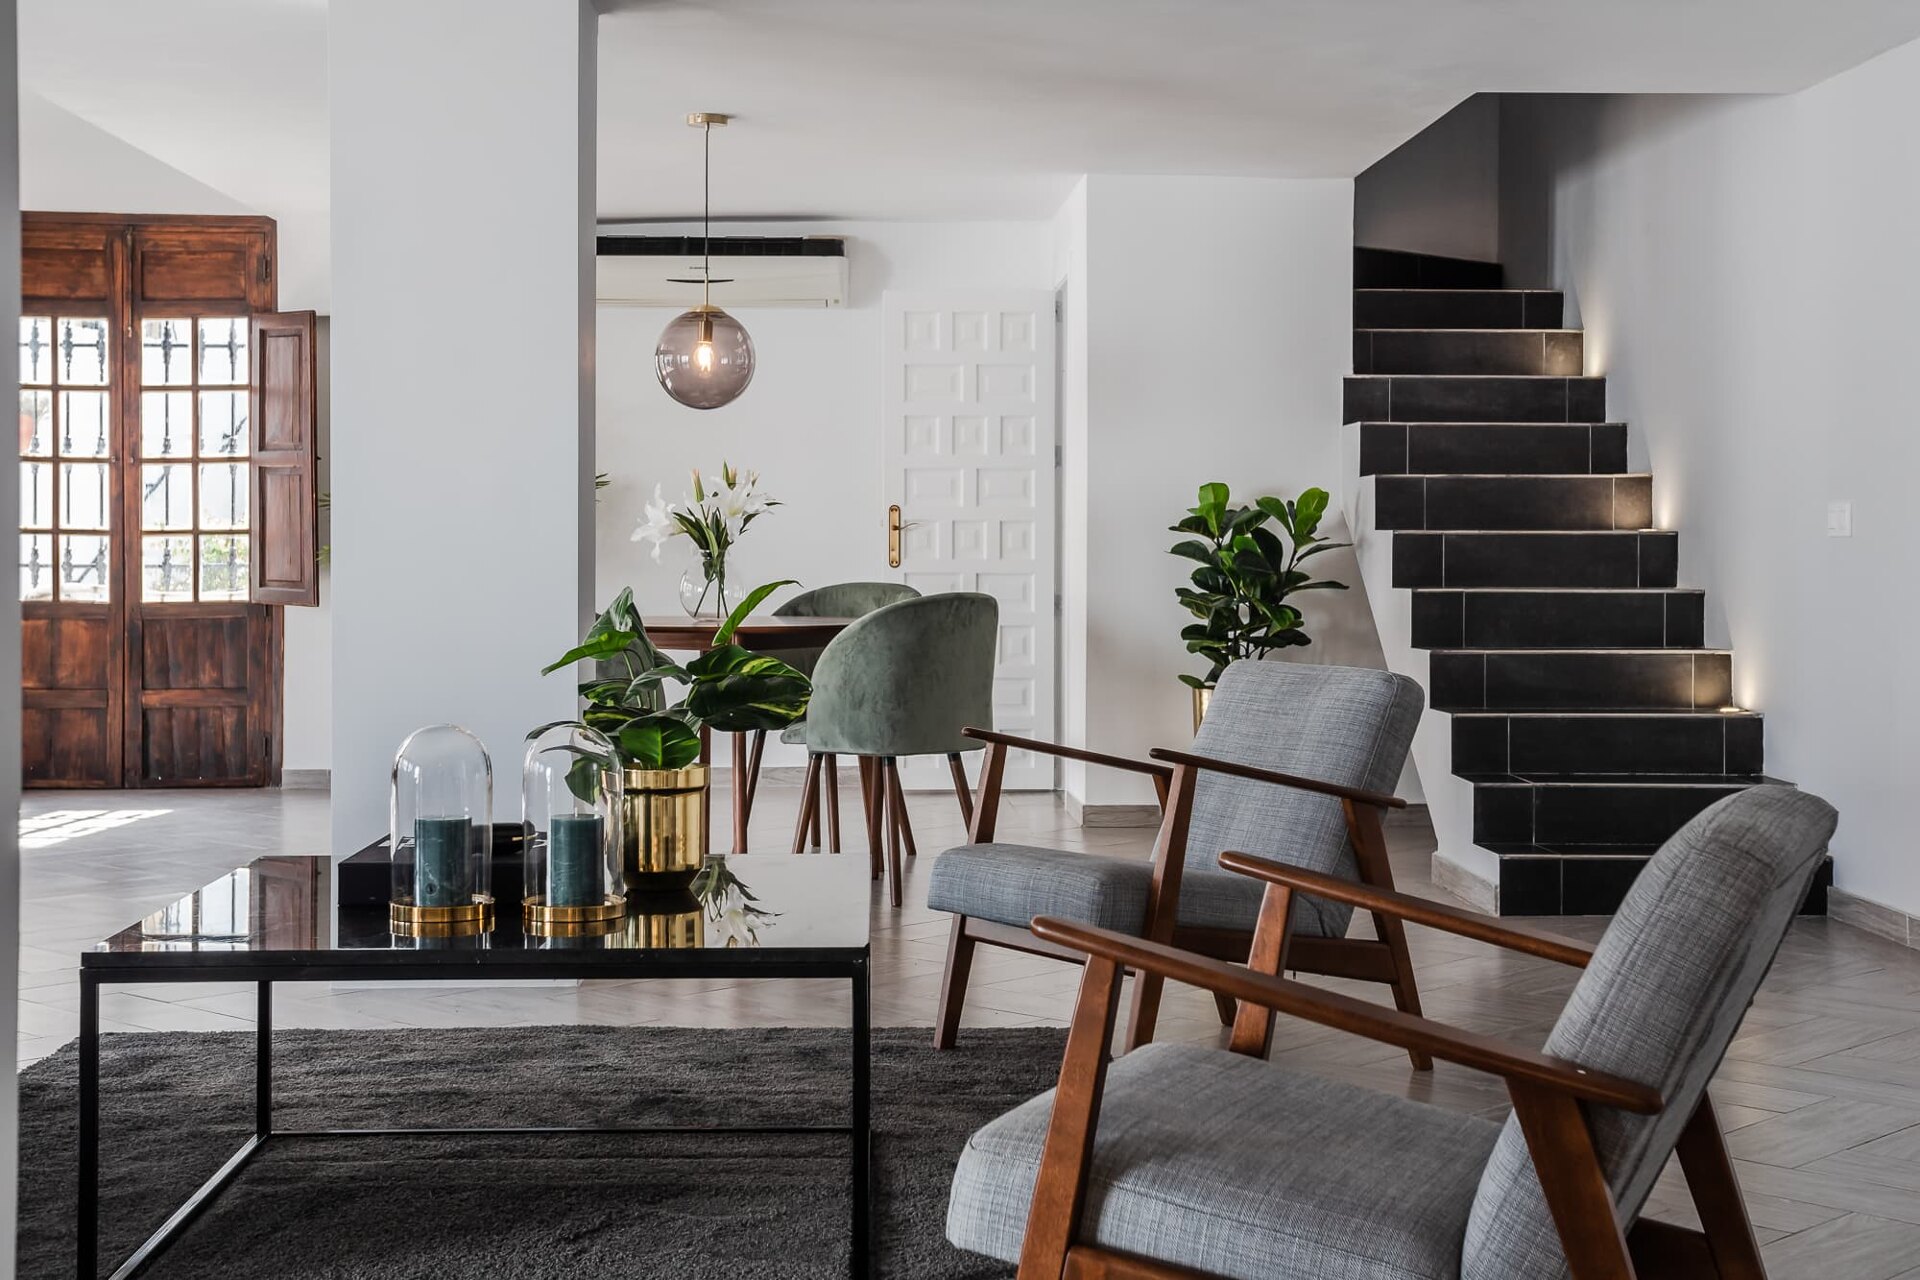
[0, 1, 22, 1255]
[1061, 175, 1357, 814]
[329, 0, 597, 851]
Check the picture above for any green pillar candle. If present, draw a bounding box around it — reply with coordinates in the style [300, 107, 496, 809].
[414, 816, 473, 907]
[547, 813, 603, 907]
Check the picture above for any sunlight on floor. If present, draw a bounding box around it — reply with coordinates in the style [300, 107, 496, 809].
[19, 809, 172, 850]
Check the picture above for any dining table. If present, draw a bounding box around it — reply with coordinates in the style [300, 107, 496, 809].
[642, 615, 858, 853]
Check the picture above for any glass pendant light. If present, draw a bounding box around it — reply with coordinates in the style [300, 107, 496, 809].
[656, 112, 755, 410]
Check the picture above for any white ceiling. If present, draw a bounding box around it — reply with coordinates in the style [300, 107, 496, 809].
[22, 0, 1920, 227]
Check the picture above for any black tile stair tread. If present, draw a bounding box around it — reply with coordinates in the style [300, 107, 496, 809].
[1355, 289, 1561, 296]
[1432, 647, 1732, 655]
[1412, 586, 1701, 593]
[1448, 709, 1759, 719]
[1358, 420, 1625, 427]
[1458, 773, 1785, 787]
[1354, 328, 1584, 334]
[1480, 841, 1664, 858]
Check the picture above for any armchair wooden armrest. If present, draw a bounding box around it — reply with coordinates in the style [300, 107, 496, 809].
[962, 727, 1172, 780]
[1217, 851, 1596, 969]
[961, 728, 1172, 844]
[1147, 746, 1406, 811]
[1029, 915, 1659, 1112]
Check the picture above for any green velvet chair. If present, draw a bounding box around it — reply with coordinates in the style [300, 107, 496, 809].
[793, 592, 998, 906]
[733, 582, 920, 847]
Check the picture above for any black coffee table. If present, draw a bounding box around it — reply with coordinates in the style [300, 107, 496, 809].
[79, 853, 873, 1279]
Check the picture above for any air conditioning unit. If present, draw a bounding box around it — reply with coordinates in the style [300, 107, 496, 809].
[595, 235, 847, 308]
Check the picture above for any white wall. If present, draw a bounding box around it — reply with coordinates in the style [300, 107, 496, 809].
[1, 0, 23, 1256]
[1067, 175, 1364, 809]
[330, 0, 596, 852]
[594, 219, 1052, 762]
[1496, 37, 1920, 917]
[1354, 95, 1500, 262]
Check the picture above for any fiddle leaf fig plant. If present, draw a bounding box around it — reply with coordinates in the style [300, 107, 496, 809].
[1170, 481, 1348, 689]
[541, 581, 811, 771]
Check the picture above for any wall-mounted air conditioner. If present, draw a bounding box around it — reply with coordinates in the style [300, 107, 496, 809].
[595, 235, 848, 308]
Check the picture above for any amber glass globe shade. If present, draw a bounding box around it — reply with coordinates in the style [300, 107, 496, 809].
[655, 307, 755, 409]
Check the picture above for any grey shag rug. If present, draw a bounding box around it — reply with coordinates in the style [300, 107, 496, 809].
[20, 1026, 1068, 1279]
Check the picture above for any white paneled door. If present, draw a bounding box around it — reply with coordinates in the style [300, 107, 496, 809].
[882, 292, 1057, 790]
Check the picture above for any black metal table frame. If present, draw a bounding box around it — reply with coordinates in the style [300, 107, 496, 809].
[77, 952, 872, 1280]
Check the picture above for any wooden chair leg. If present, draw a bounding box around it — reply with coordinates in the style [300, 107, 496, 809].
[894, 769, 919, 859]
[1345, 798, 1433, 1072]
[823, 753, 842, 853]
[808, 762, 823, 849]
[859, 756, 883, 880]
[882, 758, 907, 908]
[1212, 993, 1237, 1027]
[791, 753, 822, 855]
[947, 752, 975, 827]
[1677, 1095, 1767, 1279]
[934, 915, 976, 1050]
[1124, 970, 1166, 1053]
[741, 729, 767, 827]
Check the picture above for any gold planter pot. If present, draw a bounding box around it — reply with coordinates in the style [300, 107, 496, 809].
[622, 764, 708, 889]
[1191, 685, 1214, 733]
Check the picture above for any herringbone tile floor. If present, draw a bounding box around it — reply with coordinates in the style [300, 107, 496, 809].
[19, 781, 1920, 1277]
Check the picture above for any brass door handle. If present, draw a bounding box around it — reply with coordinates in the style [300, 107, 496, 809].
[887, 505, 924, 568]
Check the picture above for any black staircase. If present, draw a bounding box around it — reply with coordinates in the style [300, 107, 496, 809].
[1346, 247, 1829, 916]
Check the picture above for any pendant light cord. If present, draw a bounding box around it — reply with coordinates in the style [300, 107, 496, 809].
[702, 121, 712, 310]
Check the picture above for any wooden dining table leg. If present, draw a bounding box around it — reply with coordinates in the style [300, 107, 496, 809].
[731, 731, 750, 854]
[741, 729, 767, 829]
[824, 753, 842, 853]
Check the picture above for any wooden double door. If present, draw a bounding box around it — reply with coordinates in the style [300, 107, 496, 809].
[20, 214, 318, 788]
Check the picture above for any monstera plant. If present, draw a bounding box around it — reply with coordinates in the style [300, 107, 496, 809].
[542, 581, 810, 770]
[1170, 482, 1348, 690]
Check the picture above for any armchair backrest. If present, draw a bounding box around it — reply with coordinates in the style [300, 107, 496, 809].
[803, 592, 998, 758]
[1462, 785, 1838, 1279]
[772, 581, 921, 678]
[1184, 661, 1423, 936]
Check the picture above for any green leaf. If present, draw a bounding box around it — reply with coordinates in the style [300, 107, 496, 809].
[1224, 505, 1268, 534]
[613, 715, 702, 771]
[712, 579, 800, 647]
[1168, 539, 1216, 566]
[1293, 487, 1331, 538]
[1255, 495, 1295, 535]
[1169, 514, 1213, 536]
[1196, 481, 1229, 510]
[577, 679, 630, 706]
[1177, 673, 1209, 689]
[542, 628, 637, 675]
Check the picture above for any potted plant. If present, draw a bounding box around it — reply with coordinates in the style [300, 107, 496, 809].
[541, 581, 809, 884]
[1170, 482, 1348, 728]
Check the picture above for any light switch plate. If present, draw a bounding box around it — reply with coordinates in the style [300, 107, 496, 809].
[1827, 500, 1852, 537]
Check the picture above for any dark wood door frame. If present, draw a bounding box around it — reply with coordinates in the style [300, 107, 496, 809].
[22, 212, 285, 788]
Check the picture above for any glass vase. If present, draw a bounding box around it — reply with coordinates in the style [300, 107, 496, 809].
[678, 554, 731, 620]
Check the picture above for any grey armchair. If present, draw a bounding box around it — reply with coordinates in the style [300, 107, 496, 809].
[796, 592, 998, 905]
[927, 660, 1425, 1053]
[947, 784, 1838, 1280]
[735, 582, 920, 850]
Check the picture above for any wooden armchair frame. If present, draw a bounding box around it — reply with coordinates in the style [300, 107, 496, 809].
[935, 728, 1431, 1068]
[1008, 852, 1768, 1280]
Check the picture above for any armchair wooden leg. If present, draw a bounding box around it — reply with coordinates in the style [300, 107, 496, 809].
[1507, 1082, 1636, 1280]
[858, 757, 882, 878]
[1378, 912, 1434, 1072]
[823, 753, 842, 853]
[791, 753, 822, 856]
[1123, 971, 1166, 1054]
[947, 752, 975, 827]
[1345, 798, 1433, 1072]
[934, 915, 976, 1050]
[1230, 883, 1293, 1058]
[1677, 1095, 1767, 1279]
[882, 758, 906, 907]
[1211, 993, 1237, 1027]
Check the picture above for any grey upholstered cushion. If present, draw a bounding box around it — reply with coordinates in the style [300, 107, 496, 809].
[949, 1042, 1500, 1280]
[1462, 786, 1839, 1280]
[927, 844, 1151, 934]
[1183, 661, 1424, 938]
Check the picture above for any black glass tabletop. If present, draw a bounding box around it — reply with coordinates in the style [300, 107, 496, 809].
[86, 852, 872, 970]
